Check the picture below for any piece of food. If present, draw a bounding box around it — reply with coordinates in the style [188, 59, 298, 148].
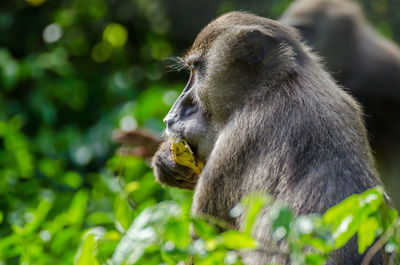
[171, 139, 204, 175]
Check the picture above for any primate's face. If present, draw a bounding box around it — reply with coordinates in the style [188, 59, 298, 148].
[164, 18, 276, 161]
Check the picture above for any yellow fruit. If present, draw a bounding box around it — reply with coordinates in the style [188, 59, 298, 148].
[171, 139, 204, 175]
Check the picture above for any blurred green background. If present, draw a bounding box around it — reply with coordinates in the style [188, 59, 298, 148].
[0, 0, 399, 264]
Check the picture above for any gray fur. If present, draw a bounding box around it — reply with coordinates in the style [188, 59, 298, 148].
[152, 11, 383, 265]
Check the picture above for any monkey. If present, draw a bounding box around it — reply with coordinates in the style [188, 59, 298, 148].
[280, 0, 400, 204]
[152, 11, 383, 264]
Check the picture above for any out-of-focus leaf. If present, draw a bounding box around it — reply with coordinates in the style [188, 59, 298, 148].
[270, 202, 293, 241]
[164, 217, 190, 248]
[75, 233, 100, 265]
[323, 195, 360, 228]
[380, 203, 398, 230]
[0, 234, 19, 253]
[323, 187, 386, 248]
[305, 236, 334, 254]
[91, 42, 112, 63]
[357, 217, 379, 253]
[195, 249, 227, 265]
[62, 171, 83, 189]
[192, 218, 218, 240]
[68, 190, 89, 226]
[114, 193, 134, 231]
[220, 230, 257, 249]
[332, 215, 360, 248]
[305, 253, 326, 265]
[111, 201, 181, 265]
[24, 197, 53, 234]
[239, 193, 271, 234]
[124, 181, 140, 193]
[87, 212, 115, 226]
[160, 249, 177, 265]
[324, 187, 384, 228]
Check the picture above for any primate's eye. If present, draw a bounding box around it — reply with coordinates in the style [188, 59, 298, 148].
[188, 60, 200, 72]
[184, 54, 204, 73]
[192, 60, 201, 69]
[190, 60, 205, 74]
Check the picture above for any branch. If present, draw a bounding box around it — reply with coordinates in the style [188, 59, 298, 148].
[361, 230, 391, 265]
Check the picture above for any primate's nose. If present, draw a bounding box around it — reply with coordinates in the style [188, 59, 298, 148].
[163, 117, 175, 128]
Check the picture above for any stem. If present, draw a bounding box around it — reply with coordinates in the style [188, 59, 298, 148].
[361, 230, 391, 265]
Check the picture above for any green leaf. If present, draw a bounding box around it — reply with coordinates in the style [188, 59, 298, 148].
[323, 194, 360, 228]
[86, 212, 115, 226]
[164, 217, 190, 248]
[111, 201, 181, 265]
[220, 230, 257, 249]
[323, 187, 386, 249]
[195, 249, 227, 265]
[323, 187, 384, 228]
[68, 190, 89, 226]
[75, 233, 100, 265]
[62, 171, 83, 188]
[305, 253, 326, 265]
[0, 234, 19, 254]
[114, 193, 134, 231]
[323, 186, 384, 225]
[332, 215, 359, 248]
[192, 218, 218, 240]
[357, 217, 379, 253]
[379, 203, 398, 230]
[302, 233, 334, 254]
[270, 202, 293, 241]
[363, 188, 384, 206]
[161, 249, 178, 265]
[24, 197, 53, 234]
[240, 193, 271, 234]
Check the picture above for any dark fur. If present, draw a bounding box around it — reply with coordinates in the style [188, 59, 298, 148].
[152, 11, 383, 265]
[281, 0, 400, 191]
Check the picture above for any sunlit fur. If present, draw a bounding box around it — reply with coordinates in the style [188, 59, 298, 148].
[152, 11, 383, 265]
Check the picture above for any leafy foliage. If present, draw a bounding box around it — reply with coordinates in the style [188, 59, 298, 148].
[73, 187, 400, 265]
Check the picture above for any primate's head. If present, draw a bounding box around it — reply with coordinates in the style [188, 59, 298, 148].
[281, 0, 364, 44]
[281, 0, 364, 72]
[163, 12, 305, 161]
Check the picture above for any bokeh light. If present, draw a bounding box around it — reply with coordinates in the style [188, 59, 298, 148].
[26, 0, 46, 6]
[43, 24, 63, 43]
[103, 23, 128, 48]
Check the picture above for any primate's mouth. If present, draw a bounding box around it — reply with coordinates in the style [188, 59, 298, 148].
[170, 138, 204, 175]
[163, 127, 181, 140]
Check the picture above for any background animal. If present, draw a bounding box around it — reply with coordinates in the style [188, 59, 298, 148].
[281, 0, 400, 204]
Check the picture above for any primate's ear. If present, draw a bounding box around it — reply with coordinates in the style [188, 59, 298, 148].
[236, 28, 278, 64]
